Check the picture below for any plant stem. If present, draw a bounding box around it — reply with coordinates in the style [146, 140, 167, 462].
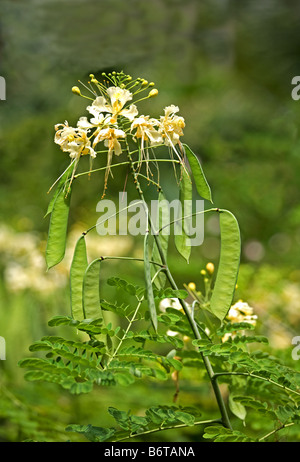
[106, 296, 144, 367]
[123, 136, 232, 431]
[105, 264, 161, 367]
[158, 208, 217, 234]
[259, 422, 295, 442]
[100, 255, 165, 268]
[212, 371, 300, 397]
[74, 158, 180, 179]
[114, 418, 221, 442]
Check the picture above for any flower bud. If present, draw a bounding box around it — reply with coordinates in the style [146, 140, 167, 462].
[188, 282, 196, 291]
[206, 262, 215, 274]
[72, 86, 81, 96]
[149, 89, 158, 97]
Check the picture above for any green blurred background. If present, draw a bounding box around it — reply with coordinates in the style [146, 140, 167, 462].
[1, 0, 300, 442]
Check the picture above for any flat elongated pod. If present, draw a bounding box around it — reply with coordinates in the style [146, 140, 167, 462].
[151, 191, 169, 289]
[144, 232, 158, 332]
[46, 187, 71, 270]
[83, 258, 102, 320]
[174, 167, 192, 263]
[70, 235, 88, 320]
[209, 210, 241, 321]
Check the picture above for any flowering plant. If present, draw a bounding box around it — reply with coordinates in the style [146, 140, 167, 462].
[20, 72, 300, 442]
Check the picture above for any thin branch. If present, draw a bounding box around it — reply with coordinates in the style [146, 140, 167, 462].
[105, 297, 144, 368]
[73, 158, 180, 179]
[100, 255, 165, 268]
[113, 418, 222, 442]
[158, 208, 218, 234]
[137, 172, 161, 188]
[259, 422, 295, 442]
[212, 371, 300, 397]
[83, 200, 144, 234]
[105, 268, 159, 367]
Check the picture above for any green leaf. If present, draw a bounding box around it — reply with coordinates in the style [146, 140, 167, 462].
[66, 424, 116, 442]
[203, 425, 254, 442]
[153, 287, 188, 300]
[209, 210, 241, 321]
[108, 407, 130, 430]
[107, 277, 143, 297]
[28, 341, 52, 352]
[145, 406, 194, 427]
[174, 167, 192, 263]
[234, 396, 270, 413]
[46, 186, 71, 269]
[101, 299, 138, 320]
[144, 231, 157, 332]
[19, 357, 72, 377]
[48, 315, 79, 327]
[151, 191, 169, 289]
[114, 371, 135, 386]
[216, 322, 256, 336]
[70, 235, 89, 321]
[182, 143, 213, 203]
[229, 394, 247, 421]
[174, 411, 195, 426]
[76, 318, 104, 335]
[275, 405, 297, 423]
[83, 259, 102, 320]
[232, 335, 268, 345]
[69, 381, 93, 395]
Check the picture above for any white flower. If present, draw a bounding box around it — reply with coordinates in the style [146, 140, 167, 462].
[158, 105, 185, 147]
[159, 297, 184, 312]
[130, 115, 162, 176]
[94, 127, 126, 156]
[166, 329, 179, 337]
[54, 121, 97, 191]
[54, 121, 96, 160]
[130, 115, 161, 146]
[93, 127, 126, 196]
[88, 86, 138, 123]
[227, 300, 256, 323]
[77, 112, 106, 130]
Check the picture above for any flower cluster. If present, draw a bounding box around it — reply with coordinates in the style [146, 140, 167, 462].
[54, 71, 185, 195]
